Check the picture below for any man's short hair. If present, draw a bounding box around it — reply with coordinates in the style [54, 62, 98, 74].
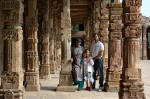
[93, 33, 99, 37]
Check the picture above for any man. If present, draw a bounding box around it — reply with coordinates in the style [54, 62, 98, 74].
[90, 33, 104, 91]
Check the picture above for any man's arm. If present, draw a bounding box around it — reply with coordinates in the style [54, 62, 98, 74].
[93, 42, 104, 60]
[93, 50, 104, 60]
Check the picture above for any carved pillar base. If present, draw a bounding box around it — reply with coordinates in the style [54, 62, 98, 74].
[104, 84, 119, 92]
[104, 40, 122, 92]
[119, 38, 145, 99]
[50, 62, 57, 74]
[0, 89, 24, 99]
[0, 72, 24, 99]
[104, 75, 120, 92]
[40, 65, 51, 79]
[56, 62, 76, 92]
[104, 69, 121, 92]
[56, 74, 76, 92]
[119, 69, 145, 99]
[119, 81, 145, 99]
[25, 72, 40, 91]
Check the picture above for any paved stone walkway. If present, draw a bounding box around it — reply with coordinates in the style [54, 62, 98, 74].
[25, 60, 150, 99]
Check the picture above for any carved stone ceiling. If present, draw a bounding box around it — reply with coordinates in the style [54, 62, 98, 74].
[71, 0, 91, 24]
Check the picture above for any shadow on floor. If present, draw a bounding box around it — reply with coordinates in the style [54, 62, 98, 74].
[40, 86, 57, 91]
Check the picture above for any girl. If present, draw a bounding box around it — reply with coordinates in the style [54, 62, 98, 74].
[84, 49, 94, 91]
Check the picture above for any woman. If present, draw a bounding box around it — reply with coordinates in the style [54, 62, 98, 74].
[71, 38, 84, 91]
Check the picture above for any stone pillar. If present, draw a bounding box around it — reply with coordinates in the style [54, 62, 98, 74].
[56, 4, 62, 71]
[100, 0, 109, 79]
[104, 1, 122, 92]
[93, 0, 101, 34]
[24, 0, 40, 91]
[39, 0, 50, 79]
[57, 0, 76, 92]
[49, 1, 56, 74]
[53, 1, 59, 73]
[84, 17, 90, 49]
[0, 4, 3, 77]
[142, 25, 147, 60]
[0, 0, 24, 98]
[119, 0, 145, 98]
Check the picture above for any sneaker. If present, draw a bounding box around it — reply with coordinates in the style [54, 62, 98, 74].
[92, 86, 95, 89]
[98, 87, 104, 92]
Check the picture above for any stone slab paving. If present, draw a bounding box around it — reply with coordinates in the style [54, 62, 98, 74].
[25, 60, 150, 99]
[141, 60, 150, 99]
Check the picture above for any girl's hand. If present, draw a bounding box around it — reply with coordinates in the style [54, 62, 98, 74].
[83, 58, 86, 62]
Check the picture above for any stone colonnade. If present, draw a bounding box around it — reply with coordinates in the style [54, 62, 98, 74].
[0, 0, 146, 98]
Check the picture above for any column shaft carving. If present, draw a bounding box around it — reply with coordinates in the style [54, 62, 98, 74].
[104, 1, 122, 92]
[0, 0, 24, 98]
[49, 1, 56, 74]
[24, 0, 40, 91]
[119, 0, 145, 98]
[100, 0, 109, 79]
[93, 0, 101, 34]
[84, 17, 90, 49]
[57, 0, 76, 92]
[39, 0, 50, 79]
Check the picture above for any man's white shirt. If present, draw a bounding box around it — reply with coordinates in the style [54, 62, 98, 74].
[90, 41, 104, 58]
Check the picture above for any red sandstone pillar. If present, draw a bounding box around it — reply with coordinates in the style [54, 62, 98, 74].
[119, 0, 146, 98]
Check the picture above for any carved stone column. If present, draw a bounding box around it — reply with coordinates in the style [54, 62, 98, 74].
[93, 0, 101, 34]
[119, 0, 145, 98]
[142, 25, 147, 60]
[104, 1, 122, 92]
[57, 0, 76, 92]
[100, 0, 109, 79]
[39, 0, 50, 79]
[49, 1, 56, 74]
[53, 0, 59, 73]
[0, 5, 3, 77]
[84, 17, 90, 49]
[24, 0, 40, 91]
[56, 4, 62, 71]
[0, 0, 24, 98]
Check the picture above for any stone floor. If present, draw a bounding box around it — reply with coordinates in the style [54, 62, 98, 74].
[25, 60, 150, 99]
